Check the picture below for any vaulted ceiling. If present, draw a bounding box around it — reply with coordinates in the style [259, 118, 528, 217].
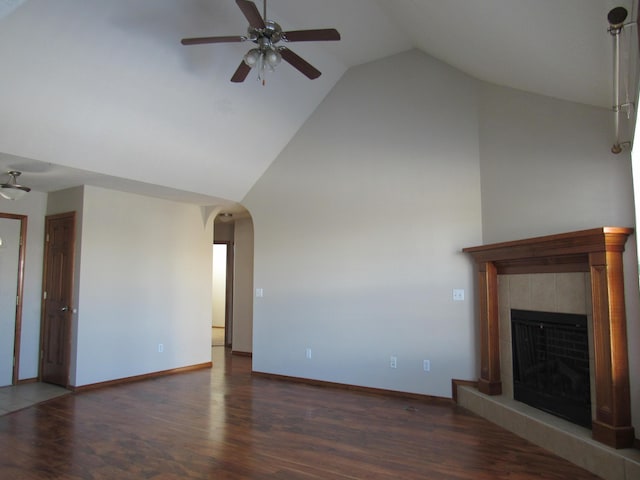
[0, 0, 636, 208]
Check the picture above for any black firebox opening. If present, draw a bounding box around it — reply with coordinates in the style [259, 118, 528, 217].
[511, 309, 591, 428]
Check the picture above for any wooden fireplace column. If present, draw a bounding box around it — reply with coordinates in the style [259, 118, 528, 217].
[463, 227, 635, 449]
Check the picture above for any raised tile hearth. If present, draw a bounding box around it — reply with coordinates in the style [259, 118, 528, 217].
[456, 384, 640, 480]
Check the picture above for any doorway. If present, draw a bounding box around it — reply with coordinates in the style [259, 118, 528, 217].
[211, 209, 253, 357]
[40, 212, 75, 387]
[212, 241, 234, 348]
[0, 213, 27, 386]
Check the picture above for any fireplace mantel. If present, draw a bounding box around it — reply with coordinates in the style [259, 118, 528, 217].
[463, 227, 635, 449]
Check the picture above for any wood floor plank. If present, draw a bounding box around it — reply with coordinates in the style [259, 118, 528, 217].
[0, 348, 603, 479]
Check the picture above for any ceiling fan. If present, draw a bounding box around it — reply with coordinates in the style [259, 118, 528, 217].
[181, 0, 341, 84]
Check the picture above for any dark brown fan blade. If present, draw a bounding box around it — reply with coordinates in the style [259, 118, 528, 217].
[230, 61, 252, 83]
[279, 48, 321, 79]
[236, 0, 265, 29]
[282, 29, 341, 42]
[181, 35, 246, 45]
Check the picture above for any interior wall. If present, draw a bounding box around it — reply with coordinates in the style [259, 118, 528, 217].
[232, 217, 254, 354]
[477, 82, 640, 434]
[244, 50, 483, 397]
[478, 82, 635, 241]
[0, 191, 47, 380]
[214, 222, 234, 243]
[72, 185, 213, 386]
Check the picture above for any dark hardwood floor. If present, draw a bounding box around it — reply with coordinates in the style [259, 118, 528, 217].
[0, 348, 602, 479]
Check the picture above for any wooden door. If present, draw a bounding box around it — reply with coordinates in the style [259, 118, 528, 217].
[41, 212, 75, 387]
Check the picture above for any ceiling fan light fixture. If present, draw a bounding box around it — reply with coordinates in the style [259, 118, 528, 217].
[264, 47, 281, 67]
[243, 48, 262, 67]
[218, 212, 234, 222]
[0, 170, 31, 201]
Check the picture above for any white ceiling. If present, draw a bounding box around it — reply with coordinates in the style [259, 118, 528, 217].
[0, 0, 636, 208]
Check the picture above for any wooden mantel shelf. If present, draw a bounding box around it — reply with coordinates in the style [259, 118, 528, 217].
[463, 227, 635, 449]
[463, 227, 633, 275]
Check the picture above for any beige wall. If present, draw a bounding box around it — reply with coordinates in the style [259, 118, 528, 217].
[245, 50, 483, 397]
[73, 186, 213, 386]
[232, 217, 254, 354]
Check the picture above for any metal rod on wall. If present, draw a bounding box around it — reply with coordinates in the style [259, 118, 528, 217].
[608, 7, 633, 154]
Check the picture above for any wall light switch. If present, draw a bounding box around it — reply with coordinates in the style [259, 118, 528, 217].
[423, 359, 430, 372]
[256, 288, 264, 298]
[453, 289, 465, 301]
[390, 356, 397, 369]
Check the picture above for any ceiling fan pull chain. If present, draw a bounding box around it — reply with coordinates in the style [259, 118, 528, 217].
[257, 52, 266, 85]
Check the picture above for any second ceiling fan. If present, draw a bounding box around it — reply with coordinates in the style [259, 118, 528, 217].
[181, 0, 341, 83]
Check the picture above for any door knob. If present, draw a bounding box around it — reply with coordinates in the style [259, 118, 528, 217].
[60, 306, 69, 311]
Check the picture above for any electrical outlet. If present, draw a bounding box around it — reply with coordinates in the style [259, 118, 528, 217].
[158, 343, 164, 353]
[305, 348, 312, 359]
[453, 289, 465, 301]
[423, 359, 430, 372]
[390, 356, 397, 369]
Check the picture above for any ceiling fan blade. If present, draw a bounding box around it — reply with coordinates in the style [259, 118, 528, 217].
[279, 48, 321, 79]
[282, 29, 341, 42]
[236, 0, 265, 29]
[230, 61, 252, 83]
[181, 35, 246, 45]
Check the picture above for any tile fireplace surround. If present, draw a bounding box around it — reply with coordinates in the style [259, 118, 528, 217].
[459, 228, 640, 479]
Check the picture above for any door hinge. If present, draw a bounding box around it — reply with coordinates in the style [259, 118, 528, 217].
[43, 291, 47, 300]
[46, 233, 50, 243]
[16, 295, 19, 306]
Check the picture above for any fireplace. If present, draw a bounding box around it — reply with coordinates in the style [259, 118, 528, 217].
[511, 309, 591, 428]
[463, 227, 636, 449]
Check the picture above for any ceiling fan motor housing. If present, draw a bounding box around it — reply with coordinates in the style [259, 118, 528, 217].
[248, 20, 282, 45]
